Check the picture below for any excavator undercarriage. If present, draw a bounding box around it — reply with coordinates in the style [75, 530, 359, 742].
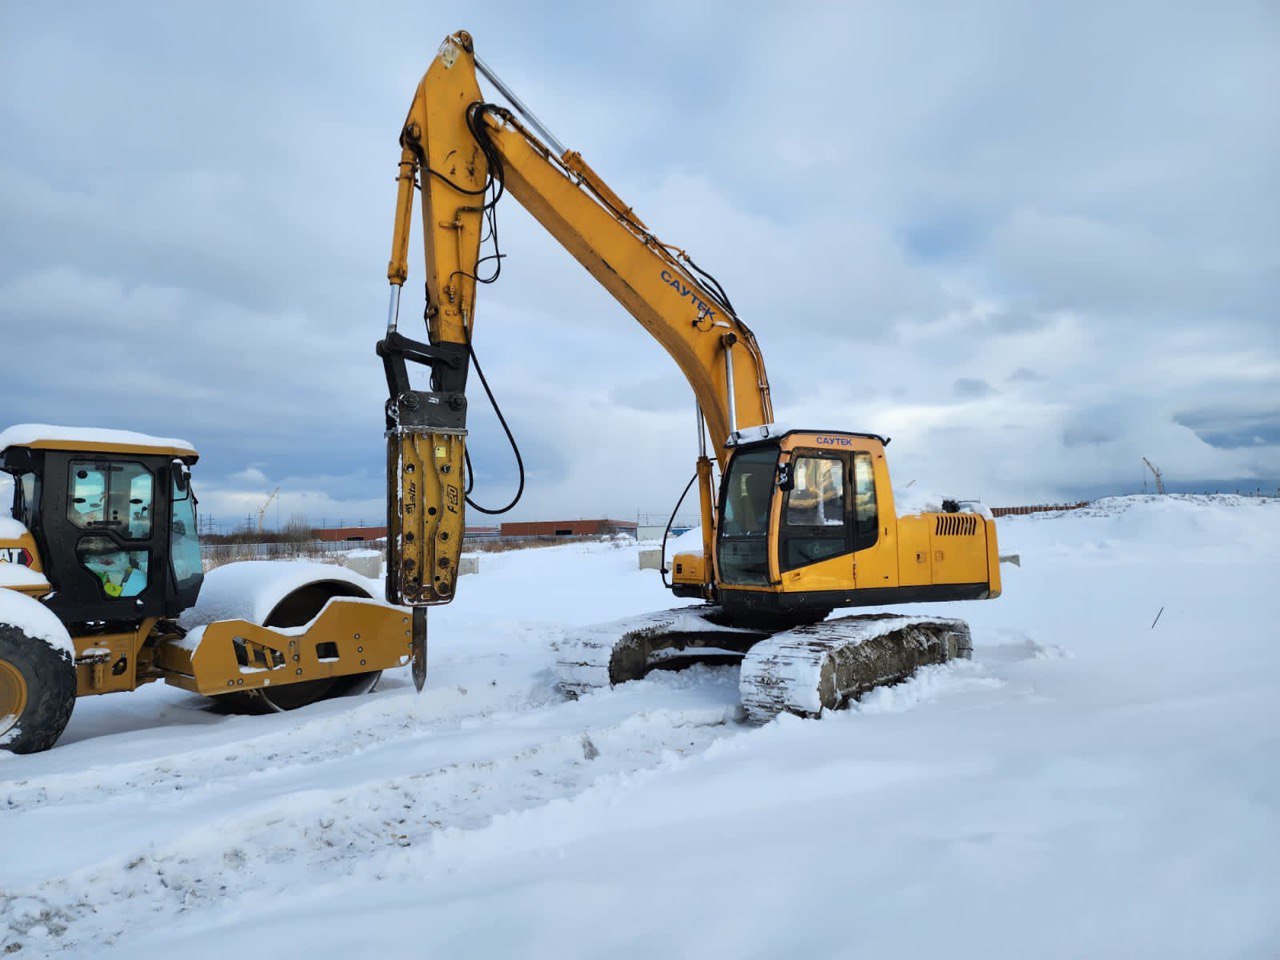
[556, 606, 972, 723]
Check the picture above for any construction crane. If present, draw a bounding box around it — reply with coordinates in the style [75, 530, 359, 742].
[1142, 457, 1166, 494]
[257, 486, 280, 532]
[376, 31, 1002, 721]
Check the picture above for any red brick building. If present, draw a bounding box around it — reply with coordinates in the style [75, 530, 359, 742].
[499, 519, 637, 538]
[314, 526, 388, 542]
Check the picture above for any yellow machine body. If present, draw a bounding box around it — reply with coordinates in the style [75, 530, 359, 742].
[156, 600, 411, 698]
[0, 428, 413, 710]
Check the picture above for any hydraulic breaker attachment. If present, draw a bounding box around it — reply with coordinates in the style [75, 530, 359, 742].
[385, 423, 466, 605]
[378, 327, 469, 608]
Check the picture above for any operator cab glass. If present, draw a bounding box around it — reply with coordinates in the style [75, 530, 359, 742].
[780, 453, 848, 570]
[778, 449, 879, 573]
[717, 445, 779, 586]
[852, 452, 878, 548]
[169, 463, 203, 594]
[67, 460, 154, 599]
[10, 471, 39, 530]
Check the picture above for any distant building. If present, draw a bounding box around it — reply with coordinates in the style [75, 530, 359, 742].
[499, 519, 638, 538]
[314, 526, 387, 542]
[313, 520, 636, 542]
[314, 525, 504, 542]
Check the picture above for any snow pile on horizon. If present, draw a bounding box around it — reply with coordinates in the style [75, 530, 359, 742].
[2, 495, 1277, 959]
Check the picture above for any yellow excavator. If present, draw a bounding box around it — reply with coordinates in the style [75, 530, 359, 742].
[378, 31, 1001, 720]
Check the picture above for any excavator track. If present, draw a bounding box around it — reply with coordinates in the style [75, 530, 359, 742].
[556, 608, 971, 723]
[738, 614, 972, 723]
[555, 606, 769, 699]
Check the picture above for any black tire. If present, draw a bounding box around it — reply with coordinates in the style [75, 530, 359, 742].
[211, 580, 382, 715]
[0, 623, 77, 754]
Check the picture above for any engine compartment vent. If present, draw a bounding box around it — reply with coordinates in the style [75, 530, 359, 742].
[935, 514, 979, 537]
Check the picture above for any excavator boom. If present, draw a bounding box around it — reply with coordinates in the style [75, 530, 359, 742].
[379, 30, 774, 607]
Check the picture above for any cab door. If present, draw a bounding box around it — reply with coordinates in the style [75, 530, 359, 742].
[39, 452, 170, 624]
[776, 449, 888, 593]
[776, 450, 853, 592]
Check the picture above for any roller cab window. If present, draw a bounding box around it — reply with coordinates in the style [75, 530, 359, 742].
[67, 460, 154, 599]
[11, 471, 39, 530]
[169, 463, 203, 594]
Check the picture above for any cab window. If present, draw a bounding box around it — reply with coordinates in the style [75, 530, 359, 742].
[76, 537, 150, 598]
[717, 445, 778, 586]
[852, 452, 878, 549]
[169, 467, 203, 593]
[720, 447, 776, 537]
[11, 472, 39, 529]
[780, 454, 849, 571]
[785, 457, 845, 527]
[67, 460, 154, 599]
[68, 460, 154, 539]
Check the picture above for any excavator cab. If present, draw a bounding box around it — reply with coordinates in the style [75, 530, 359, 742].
[673, 430, 1001, 625]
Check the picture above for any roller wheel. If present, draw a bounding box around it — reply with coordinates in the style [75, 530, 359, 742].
[0, 623, 77, 754]
[212, 581, 382, 715]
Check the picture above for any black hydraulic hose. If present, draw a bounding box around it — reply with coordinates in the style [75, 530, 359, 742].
[680, 254, 738, 321]
[659, 473, 698, 588]
[461, 323, 525, 515]
[417, 102, 520, 516]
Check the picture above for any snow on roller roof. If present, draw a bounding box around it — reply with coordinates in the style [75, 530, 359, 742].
[0, 423, 198, 459]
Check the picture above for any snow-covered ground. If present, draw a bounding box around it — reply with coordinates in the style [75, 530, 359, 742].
[2, 495, 1278, 959]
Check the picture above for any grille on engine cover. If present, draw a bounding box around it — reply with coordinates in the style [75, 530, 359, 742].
[935, 514, 979, 536]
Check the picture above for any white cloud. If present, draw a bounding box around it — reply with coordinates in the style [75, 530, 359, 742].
[228, 467, 268, 486]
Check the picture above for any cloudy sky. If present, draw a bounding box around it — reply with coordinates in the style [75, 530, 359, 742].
[2, 1, 1276, 531]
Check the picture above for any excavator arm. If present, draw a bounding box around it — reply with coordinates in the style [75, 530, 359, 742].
[379, 31, 773, 607]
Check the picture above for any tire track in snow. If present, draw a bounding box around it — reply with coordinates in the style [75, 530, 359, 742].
[0, 671, 556, 812]
[1, 666, 744, 958]
[2, 635, 1026, 958]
